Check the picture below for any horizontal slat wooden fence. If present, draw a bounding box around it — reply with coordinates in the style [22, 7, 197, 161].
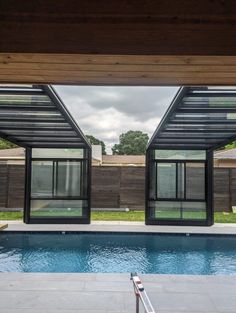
[0, 163, 233, 212]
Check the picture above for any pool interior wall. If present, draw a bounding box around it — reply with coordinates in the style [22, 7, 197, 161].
[0, 231, 236, 274]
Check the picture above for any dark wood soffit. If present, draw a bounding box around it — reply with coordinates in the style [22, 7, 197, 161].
[1, 0, 236, 55]
[2, 53, 236, 86]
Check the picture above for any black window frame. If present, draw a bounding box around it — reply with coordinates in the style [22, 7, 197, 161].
[154, 159, 206, 202]
[24, 147, 91, 224]
[31, 158, 88, 200]
[145, 148, 213, 226]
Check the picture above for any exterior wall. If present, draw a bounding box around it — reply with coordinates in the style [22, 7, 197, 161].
[0, 162, 235, 212]
[91, 166, 120, 208]
[213, 168, 231, 212]
[7, 165, 25, 208]
[214, 159, 236, 168]
[0, 163, 25, 209]
[91, 166, 145, 210]
[0, 164, 8, 208]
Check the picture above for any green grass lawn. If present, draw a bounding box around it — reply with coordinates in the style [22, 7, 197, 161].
[0, 212, 23, 220]
[0, 210, 236, 223]
[92, 211, 144, 221]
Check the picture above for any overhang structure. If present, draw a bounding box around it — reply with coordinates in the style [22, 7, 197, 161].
[0, 85, 91, 224]
[146, 87, 236, 226]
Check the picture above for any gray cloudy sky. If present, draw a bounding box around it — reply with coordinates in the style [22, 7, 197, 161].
[54, 86, 179, 154]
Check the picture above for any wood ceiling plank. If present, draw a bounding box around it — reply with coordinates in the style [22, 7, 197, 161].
[3, 69, 236, 79]
[1, 75, 236, 86]
[2, 54, 236, 66]
[3, 62, 236, 73]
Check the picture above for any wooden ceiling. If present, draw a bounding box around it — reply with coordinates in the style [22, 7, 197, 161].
[1, 0, 236, 85]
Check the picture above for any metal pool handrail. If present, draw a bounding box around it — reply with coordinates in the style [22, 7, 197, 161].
[130, 272, 156, 313]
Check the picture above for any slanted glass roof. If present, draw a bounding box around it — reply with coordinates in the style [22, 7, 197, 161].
[0, 85, 90, 148]
[148, 87, 236, 150]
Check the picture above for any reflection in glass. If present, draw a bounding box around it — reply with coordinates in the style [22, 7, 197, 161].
[55, 161, 81, 197]
[31, 161, 53, 197]
[154, 201, 181, 219]
[30, 148, 89, 220]
[31, 199, 86, 217]
[186, 163, 205, 200]
[32, 148, 84, 159]
[182, 202, 206, 220]
[157, 163, 176, 198]
[177, 163, 185, 199]
[155, 150, 206, 160]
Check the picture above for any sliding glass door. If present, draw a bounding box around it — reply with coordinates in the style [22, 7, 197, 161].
[146, 149, 211, 225]
[27, 148, 90, 223]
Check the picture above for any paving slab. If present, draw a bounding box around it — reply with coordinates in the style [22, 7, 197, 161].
[0, 273, 235, 313]
[3, 221, 236, 234]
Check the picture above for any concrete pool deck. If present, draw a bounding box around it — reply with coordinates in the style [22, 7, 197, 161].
[1, 222, 236, 312]
[2, 220, 236, 234]
[0, 273, 236, 313]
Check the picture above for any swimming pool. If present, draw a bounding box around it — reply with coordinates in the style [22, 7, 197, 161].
[0, 232, 236, 274]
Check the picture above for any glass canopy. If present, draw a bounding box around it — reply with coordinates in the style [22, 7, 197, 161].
[0, 85, 91, 224]
[148, 87, 236, 150]
[0, 85, 89, 148]
[146, 86, 236, 226]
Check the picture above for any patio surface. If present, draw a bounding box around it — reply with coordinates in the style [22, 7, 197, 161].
[0, 273, 236, 313]
[1, 222, 236, 312]
[3, 220, 236, 234]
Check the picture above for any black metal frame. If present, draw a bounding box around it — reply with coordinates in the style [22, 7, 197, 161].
[145, 148, 213, 226]
[24, 147, 91, 224]
[153, 159, 206, 202]
[148, 87, 236, 151]
[145, 86, 236, 226]
[0, 85, 91, 224]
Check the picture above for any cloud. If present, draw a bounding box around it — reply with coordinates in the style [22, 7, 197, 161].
[54, 85, 179, 153]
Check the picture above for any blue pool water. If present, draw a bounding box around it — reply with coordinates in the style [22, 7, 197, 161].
[0, 232, 236, 274]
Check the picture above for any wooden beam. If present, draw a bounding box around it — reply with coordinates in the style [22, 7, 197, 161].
[1, 0, 236, 85]
[1, 53, 236, 85]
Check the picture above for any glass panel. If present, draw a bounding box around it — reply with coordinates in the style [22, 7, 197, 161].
[227, 113, 236, 119]
[16, 137, 78, 142]
[31, 161, 53, 197]
[0, 94, 52, 105]
[153, 201, 181, 219]
[157, 163, 176, 198]
[177, 163, 185, 199]
[150, 201, 206, 220]
[0, 121, 68, 127]
[155, 150, 206, 160]
[182, 202, 206, 220]
[55, 161, 81, 197]
[209, 97, 236, 107]
[183, 96, 236, 107]
[175, 113, 231, 119]
[149, 160, 156, 199]
[0, 111, 61, 117]
[32, 148, 84, 159]
[30, 199, 87, 218]
[186, 163, 205, 200]
[160, 132, 231, 138]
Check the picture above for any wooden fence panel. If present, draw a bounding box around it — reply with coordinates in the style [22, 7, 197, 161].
[214, 168, 230, 212]
[0, 163, 234, 212]
[0, 164, 8, 208]
[91, 166, 120, 208]
[7, 165, 25, 208]
[120, 167, 145, 210]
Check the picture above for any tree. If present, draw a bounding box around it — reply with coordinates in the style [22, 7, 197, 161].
[225, 141, 236, 149]
[0, 139, 18, 150]
[86, 135, 106, 155]
[112, 130, 149, 155]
